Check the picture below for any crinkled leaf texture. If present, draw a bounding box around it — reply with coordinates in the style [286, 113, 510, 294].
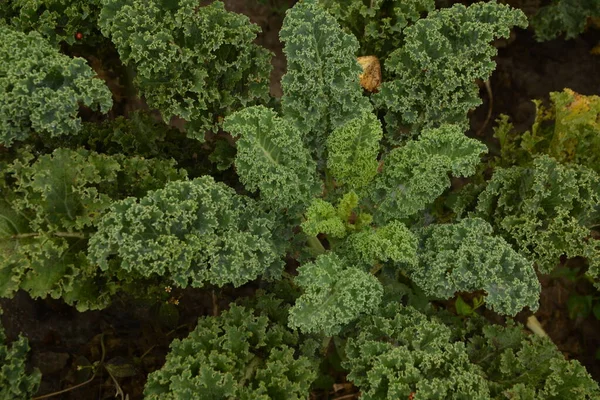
[341, 220, 418, 269]
[345, 304, 600, 400]
[98, 0, 271, 139]
[344, 304, 491, 400]
[301, 192, 373, 239]
[318, 0, 435, 58]
[88, 177, 284, 288]
[531, 0, 600, 41]
[371, 124, 487, 223]
[410, 217, 540, 316]
[144, 305, 316, 400]
[223, 106, 320, 211]
[374, 1, 527, 135]
[1, 0, 104, 46]
[497, 89, 600, 173]
[0, 148, 186, 310]
[327, 111, 382, 190]
[0, 316, 41, 400]
[467, 323, 600, 398]
[288, 253, 383, 336]
[0, 25, 112, 146]
[280, 0, 372, 162]
[302, 199, 347, 239]
[476, 155, 600, 282]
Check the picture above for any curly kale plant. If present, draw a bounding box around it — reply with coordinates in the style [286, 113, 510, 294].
[344, 304, 490, 400]
[98, 0, 271, 140]
[411, 217, 540, 315]
[494, 89, 600, 172]
[0, 25, 112, 146]
[0, 313, 41, 400]
[0, 148, 186, 310]
[476, 155, 600, 284]
[222, 0, 540, 335]
[88, 177, 283, 289]
[344, 304, 600, 399]
[144, 305, 316, 400]
[374, 1, 527, 136]
[280, 0, 372, 163]
[0, 0, 104, 46]
[318, 0, 435, 58]
[1, 0, 598, 397]
[530, 0, 600, 41]
[467, 322, 600, 399]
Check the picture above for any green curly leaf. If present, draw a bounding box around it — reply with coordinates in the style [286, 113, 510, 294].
[98, 0, 271, 139]
[476, 155, 600, 283]
[327, 111, 382, 189]
[0, 314, 41, 400]
[144, 305, 316, 400]
[371, 124, 487, 222]
[88, 177, 283, 288]
[0, 25, 112, 146]
[288, 253, 383, 335]
[280, 0, 372, 162]
[319, 0, 435, 58]
[223, 106, 320, 211]
[0, 148, 186, 310]
[374, 1, 527, 135]
[531, 0, 600, 41]
[411, 217, 540, 315]
[344, 304, 490, 400]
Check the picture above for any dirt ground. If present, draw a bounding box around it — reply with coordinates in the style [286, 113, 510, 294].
[1, 1, 600, 399]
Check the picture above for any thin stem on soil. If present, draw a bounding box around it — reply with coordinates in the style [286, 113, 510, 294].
[32, 334, 107, 400]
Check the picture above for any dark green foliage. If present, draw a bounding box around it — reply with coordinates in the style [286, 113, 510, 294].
[208, 138, 237, 172]
[0, 315, 41, 400]
[98, 0, 272, 140]
[36, 110, 218, 179]
[144, 305, 316, 400]
[370, 124, 487, 223]
[0, 0, 104, 46]
[475, 156, 600, 283]
[0, 25, 112, 146]
[374, 1, 527, 136]
[531, 0, 600, 41]
[318, 0, 435, 58]
[412, 217, 540, 315]
[468, 323, 600, 398]
[76, 111, 203, 160]
[0, 148, 186, 310]
[345, 304, 600, 399]
[280, 0, 372, 163]
[344, 304, 491, 400]
[88, 177, 284, 288]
